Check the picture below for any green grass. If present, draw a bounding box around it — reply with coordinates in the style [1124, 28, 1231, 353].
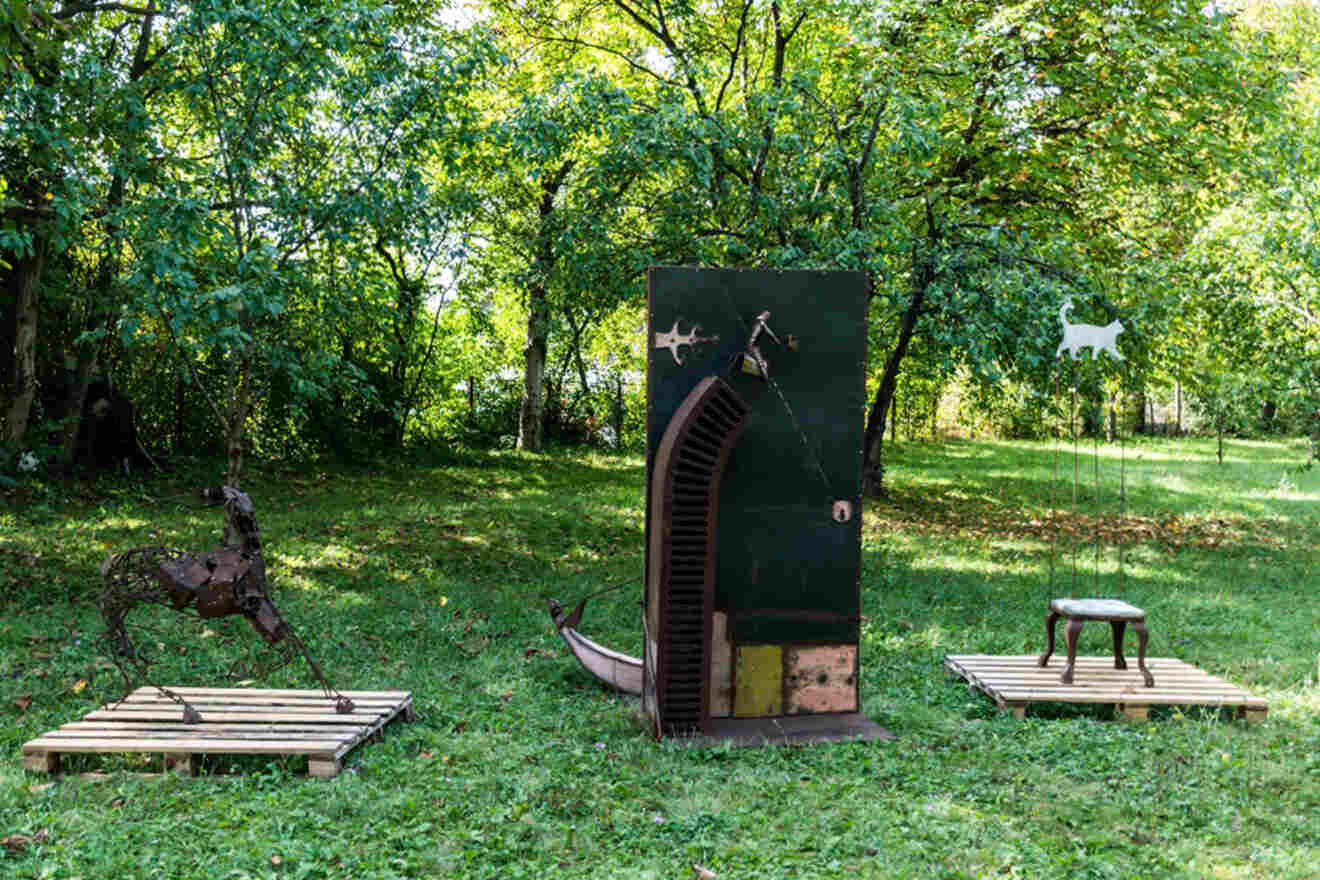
[1, 437, 1318, 879]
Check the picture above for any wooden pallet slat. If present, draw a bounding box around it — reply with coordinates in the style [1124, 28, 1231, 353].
[80, 709, 386, 723]
[21, 687, 413, 778]
[945, 654, 1267, 722]
[162, 687, 411, 698]
[112, 696, 401, 707]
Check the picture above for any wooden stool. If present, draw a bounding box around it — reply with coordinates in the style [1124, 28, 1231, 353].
[1037, 598, 1154, 688]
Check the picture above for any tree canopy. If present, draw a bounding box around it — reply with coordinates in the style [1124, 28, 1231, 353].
[3, 0, 1312, 484]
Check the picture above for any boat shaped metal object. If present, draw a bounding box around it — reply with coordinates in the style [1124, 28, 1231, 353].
[547, 598, 643, 695]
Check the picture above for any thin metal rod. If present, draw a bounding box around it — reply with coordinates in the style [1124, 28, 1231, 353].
[1071, 365, 1079, 594]
[1049, 366, 1060, 595]
[715, 286, 832, 497]
[1094, 404, 1102, 595]
[1119, 373, 1127, 595]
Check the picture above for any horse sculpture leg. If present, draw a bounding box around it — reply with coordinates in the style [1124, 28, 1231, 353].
[102, 600, 204, 724]
[101, 548, 210, 723]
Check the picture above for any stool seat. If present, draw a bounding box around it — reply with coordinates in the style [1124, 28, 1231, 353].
[1050, 598, 1145, 620]
[1038, 597, 1154, 688]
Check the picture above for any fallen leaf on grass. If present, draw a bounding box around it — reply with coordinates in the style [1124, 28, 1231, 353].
[693, 865, 716, 879]
[1, 829, 50, 852]
[14, 694, 31, 712]
[72, 679, 87, 694]
[28, 783, 54, 794]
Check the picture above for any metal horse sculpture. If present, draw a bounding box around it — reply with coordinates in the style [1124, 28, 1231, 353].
[100, 487, 355, 723]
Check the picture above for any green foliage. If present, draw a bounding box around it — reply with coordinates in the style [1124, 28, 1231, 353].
[1, 0, 1311, 472]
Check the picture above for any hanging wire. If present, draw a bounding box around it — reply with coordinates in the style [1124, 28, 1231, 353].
[1118, 368, 1128, 596]
[1049, 365, 1061, 597]
[1094, 398, 1102, 595]
[714, 287, 834, 498]
[1071, 362, 1080, 594]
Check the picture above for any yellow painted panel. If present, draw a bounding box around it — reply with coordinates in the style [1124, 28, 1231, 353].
[734, 645, 783, 717]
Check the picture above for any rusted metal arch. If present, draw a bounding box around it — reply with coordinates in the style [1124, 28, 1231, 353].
[644, 376, 750, 737]
[546, 376, 750, 732]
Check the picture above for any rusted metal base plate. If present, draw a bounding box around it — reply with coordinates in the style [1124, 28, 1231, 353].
[22, 687, 414, 778]
[676, 713, 895, 748]
[946, 654, 1267, 722]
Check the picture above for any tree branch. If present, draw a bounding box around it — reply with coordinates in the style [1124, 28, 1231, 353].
[55, 2, 155, 18]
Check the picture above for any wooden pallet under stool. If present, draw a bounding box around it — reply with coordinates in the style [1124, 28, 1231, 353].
[22, 687, 414, 778]
[945, 654, 1267, 722]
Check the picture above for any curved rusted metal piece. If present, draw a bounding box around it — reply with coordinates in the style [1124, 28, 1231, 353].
[644, 375, 750, 737]
[547, 598, 643, 696]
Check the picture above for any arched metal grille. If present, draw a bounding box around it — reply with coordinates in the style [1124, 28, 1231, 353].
[644, 376, 749, 736]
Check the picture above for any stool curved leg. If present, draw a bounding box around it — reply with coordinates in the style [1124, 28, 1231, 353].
[1132, 620, 1154, 687]
[1062, 617, 1083, 685]
[1037, 611, 1060, 667]
[1110, 621, 1128, 670]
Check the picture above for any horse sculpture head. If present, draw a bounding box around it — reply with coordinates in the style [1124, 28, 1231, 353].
[195, 486, 286, 643]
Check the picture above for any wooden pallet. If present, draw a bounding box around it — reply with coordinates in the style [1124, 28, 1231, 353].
[945, 654, 1267, 722]
[22, 687, 414, 778]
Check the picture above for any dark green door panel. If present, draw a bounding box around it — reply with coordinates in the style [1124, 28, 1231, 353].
[646, 267, 869, 644]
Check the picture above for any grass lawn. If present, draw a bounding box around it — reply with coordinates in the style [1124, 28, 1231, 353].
[1, 436, 1318, 879]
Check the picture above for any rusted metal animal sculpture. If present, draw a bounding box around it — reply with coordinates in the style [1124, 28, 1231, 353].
[100, 487, 355, 723]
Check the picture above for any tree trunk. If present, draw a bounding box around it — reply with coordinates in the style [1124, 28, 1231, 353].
[59, 350, 99, 465]
[518, 282, 549, 452]
[0, 273, 14, 401]
[223, 343, 255, 493]
[174, 374, 187, 454]
[1082, 402, 1101, 437]
[614, 374, 624, 447]
[1132, 390, 1147, 434]
[516, 162, 572, 453]
[226, 414, 246, 491]
[862, 261, 931, 495]
[2, 249, 45, 459]
[56, 10, 154, 466]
